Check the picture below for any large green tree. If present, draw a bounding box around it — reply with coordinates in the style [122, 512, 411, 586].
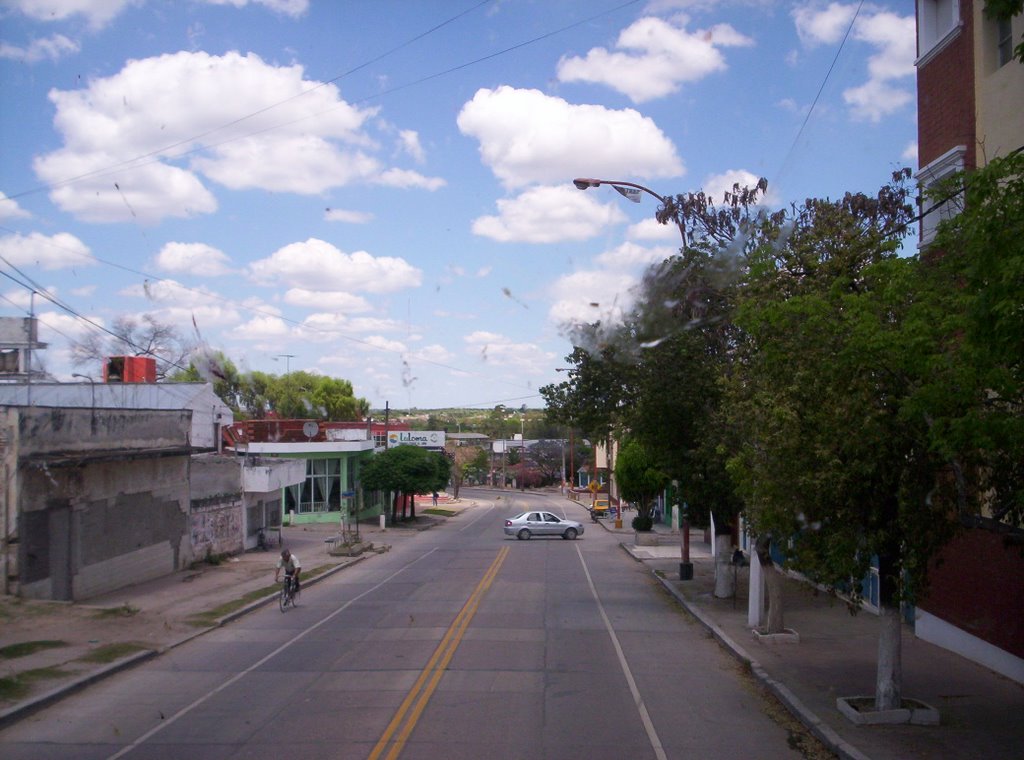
[614, 439, 669, 530]
[724, 169, 969, 711]
[360, 445, 450, 522]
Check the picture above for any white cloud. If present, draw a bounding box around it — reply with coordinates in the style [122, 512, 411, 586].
[626, 217, 682, 242]
[398, 129, 425, 163]
[0, 34, 79, 63]
[793, 2, 857, 46]
[7, 0, 135, 29]
[155, 242, 233, 276]
[283, 289, 372, 312]
[792, 3, 915, 123]
[548, 269, 638, 328]
[557, 17, 754, 103]
[228, 314, 293, 341]
[471, 184, 627, 243]
[0, 193, 31, 220]
[375, 168, 446, 191]
[457, 86, 683, 189]
[0, 231, 94, 269]
[33, 50, 441, 222]
[324, 208, 373, 223]
[248, 238, 422, 293]
[902, 141, 918, 162]
[702, 168, 774, 205]
[463, 330, 555, 373]
[202, 0, 309, 16]
[595, 241, 676, 270]
[299, 312, 405, 339]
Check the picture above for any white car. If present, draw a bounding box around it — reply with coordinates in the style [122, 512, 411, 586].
[503, 511, 584, 540]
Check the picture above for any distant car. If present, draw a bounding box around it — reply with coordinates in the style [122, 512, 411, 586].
[591, 498, 610, 517]
[504, 511, 584, 540]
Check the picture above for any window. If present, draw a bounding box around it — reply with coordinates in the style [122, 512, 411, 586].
[917, 0, 961, 61]
[915, 145, 966, 247]
[997, 17, 1014, 67]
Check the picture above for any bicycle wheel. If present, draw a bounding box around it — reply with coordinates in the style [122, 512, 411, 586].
[279, 581, 289, 612]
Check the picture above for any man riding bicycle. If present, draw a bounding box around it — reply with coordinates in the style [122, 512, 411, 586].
[274, 548, 301, 593]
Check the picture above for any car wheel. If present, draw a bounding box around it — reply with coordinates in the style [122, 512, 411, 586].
[517, 528, 531, 540]
[563, 528, 578, 540]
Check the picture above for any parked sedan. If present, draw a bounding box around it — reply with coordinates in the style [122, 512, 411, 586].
[504, 511, 584, 540]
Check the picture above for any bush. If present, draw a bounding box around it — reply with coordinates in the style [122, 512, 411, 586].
[632, 515, 654, 532]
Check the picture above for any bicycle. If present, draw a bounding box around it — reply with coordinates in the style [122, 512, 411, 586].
[279, 573, 300, 612]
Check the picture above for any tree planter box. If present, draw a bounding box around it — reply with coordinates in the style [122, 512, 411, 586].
[328, 541, 372, 557]
[753, 628, 800, 644]
[837, 696, 940, 726]
[634, 531, 659, 546]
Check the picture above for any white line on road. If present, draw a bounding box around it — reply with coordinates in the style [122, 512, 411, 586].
[106, 547, 439, 760]
[575, 544, 668, 760]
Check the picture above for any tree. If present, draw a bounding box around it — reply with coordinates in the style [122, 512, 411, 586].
[614, 439, 669, 531]
[925, 151, 1024, 528]
[724, 169, 968, 711]
[360, 445, 450, 523]
[525, 439, 567, 486]
[72, 314, 193, 380]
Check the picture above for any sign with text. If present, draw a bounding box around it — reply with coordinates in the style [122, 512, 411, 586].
[387, 430, 446, 449]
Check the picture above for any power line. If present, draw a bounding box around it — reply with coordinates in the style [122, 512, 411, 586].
[1, 0, 641, 204]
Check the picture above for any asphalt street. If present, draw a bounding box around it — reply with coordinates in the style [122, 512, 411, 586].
[0, 489, 819, 760]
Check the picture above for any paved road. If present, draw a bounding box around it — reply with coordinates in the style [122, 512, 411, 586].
[1, 489, 819, 759]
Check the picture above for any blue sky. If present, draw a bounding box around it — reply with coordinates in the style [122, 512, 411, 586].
[0, 0, 918, 411]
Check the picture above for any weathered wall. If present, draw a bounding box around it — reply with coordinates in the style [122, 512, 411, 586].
[188, 454, 244, 559]
[17, 406, 192, 458]
[13, 406, 192, 601]
[18, 455, 190, 600]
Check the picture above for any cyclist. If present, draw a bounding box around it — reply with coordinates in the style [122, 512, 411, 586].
[274, 548, 302, 594]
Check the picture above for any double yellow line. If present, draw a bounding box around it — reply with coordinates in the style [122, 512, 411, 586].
[368, 546, 509, 760]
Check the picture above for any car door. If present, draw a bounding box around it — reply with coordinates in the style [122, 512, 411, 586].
[526, 512, 544, 533]
[539, 512, 562, 535]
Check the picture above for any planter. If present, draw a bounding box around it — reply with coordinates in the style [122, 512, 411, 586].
[329, 541, 372, 557]
[634, 531, 659, 546]
[753, 627, 800, 645]
[837, 696, 940, 726]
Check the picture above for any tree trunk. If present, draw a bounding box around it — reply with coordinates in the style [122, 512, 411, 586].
[410, 492, 416, 520]
[755, 536, 785, 634]
[713, 533, 735, 598]
[875, 604, 902, 711]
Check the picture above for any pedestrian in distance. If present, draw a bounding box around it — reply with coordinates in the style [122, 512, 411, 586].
[432, 491, 439, 507]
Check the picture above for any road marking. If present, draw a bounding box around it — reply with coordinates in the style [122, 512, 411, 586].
[575, 544, 668, 760]
[105, 548, 439, 760]
[369, 545, 509, 760]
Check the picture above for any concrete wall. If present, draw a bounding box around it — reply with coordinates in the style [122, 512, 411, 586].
[18, 454, 190, 600]
[11, 406, 192, 601]
[189, 454, 244, 560]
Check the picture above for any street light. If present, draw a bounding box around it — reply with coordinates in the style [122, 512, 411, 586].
[573, 177, 686, 246]
[72, 373, 96, 409]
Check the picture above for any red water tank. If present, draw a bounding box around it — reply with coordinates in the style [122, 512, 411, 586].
[104, 355, 157, 383]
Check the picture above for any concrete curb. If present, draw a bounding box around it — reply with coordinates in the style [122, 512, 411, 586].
[0, 554, 366, 730]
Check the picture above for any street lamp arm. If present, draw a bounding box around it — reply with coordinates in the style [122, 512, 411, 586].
[573, 177, 686, 246]
[573, 178, 666, 204]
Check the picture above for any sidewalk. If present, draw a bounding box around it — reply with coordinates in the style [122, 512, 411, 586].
[0, 512, 443, 729]
[595, 516, 1024, 760]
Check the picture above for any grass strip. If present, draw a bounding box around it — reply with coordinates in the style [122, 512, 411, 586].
[75, 642, 151, 664]
[0, 667, 73, 701]
[423, 508, 457, 517]
[185, 562, 342, 627]
[0, 640, 68, 659]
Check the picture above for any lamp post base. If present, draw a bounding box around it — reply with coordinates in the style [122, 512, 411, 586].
[679, 562, 693, 581]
